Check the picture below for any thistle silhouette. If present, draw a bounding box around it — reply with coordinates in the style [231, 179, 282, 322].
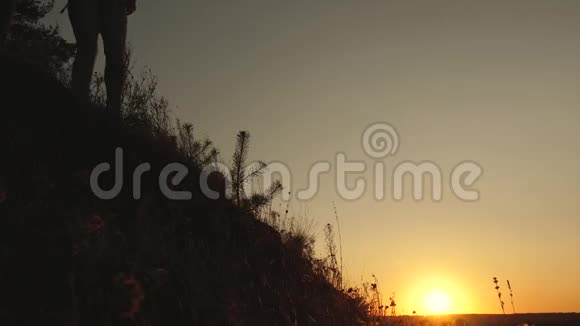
[507, 280, 516, 314]
[492, 277, 505, 314]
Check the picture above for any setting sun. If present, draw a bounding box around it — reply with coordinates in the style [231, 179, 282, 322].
[424, 291, 451, 315]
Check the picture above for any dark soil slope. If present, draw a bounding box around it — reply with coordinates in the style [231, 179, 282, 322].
[0, 57, 367, 326]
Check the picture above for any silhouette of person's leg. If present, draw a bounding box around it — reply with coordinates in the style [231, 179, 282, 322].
[101, 0, 127, 119]
[69, 0, 99, 107]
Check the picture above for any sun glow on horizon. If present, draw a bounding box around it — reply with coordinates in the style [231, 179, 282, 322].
[424, 291, 451, 315]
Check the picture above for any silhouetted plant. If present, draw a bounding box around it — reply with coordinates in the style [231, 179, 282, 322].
[332, 201, 344, 290]
[230, 131, 282, 211]
[323, 223, 341, 288]
[493, 276, 505, 314]
[90, 48, 173, 137]
[231, 131, 252, 205]
[3, 0, 75, 76]
[89, 49, 222, 170]
[121, 55, 170, 135]
[389, 294, 397, 316]
[369, 274, 383, 317]
[359, 277, 388, 321]
[507, 279, 516, 314]
[176, 121, 218, 166]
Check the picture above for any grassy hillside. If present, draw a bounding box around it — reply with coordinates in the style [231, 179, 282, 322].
[0, 55, 368, 325]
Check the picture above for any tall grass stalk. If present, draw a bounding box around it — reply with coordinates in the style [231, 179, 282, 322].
[493, 277, 505, 314]
[507, 280, 516, 314]
[332, 201, 343, 290]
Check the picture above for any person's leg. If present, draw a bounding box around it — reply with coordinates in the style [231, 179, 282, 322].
[100, 0, 127, 118]
[69, 0, 99, 107]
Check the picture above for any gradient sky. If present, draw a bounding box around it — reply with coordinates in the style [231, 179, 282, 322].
[49, 0, 580, 314]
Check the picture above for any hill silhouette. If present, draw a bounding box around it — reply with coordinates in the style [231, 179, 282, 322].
[0, 56, 367, 325]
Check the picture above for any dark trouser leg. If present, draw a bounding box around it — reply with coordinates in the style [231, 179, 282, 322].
[69, 0, 99, 108]
[101, 0, 127, 118]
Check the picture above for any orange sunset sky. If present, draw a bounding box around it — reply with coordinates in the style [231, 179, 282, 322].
[48, 0, 580, 314]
